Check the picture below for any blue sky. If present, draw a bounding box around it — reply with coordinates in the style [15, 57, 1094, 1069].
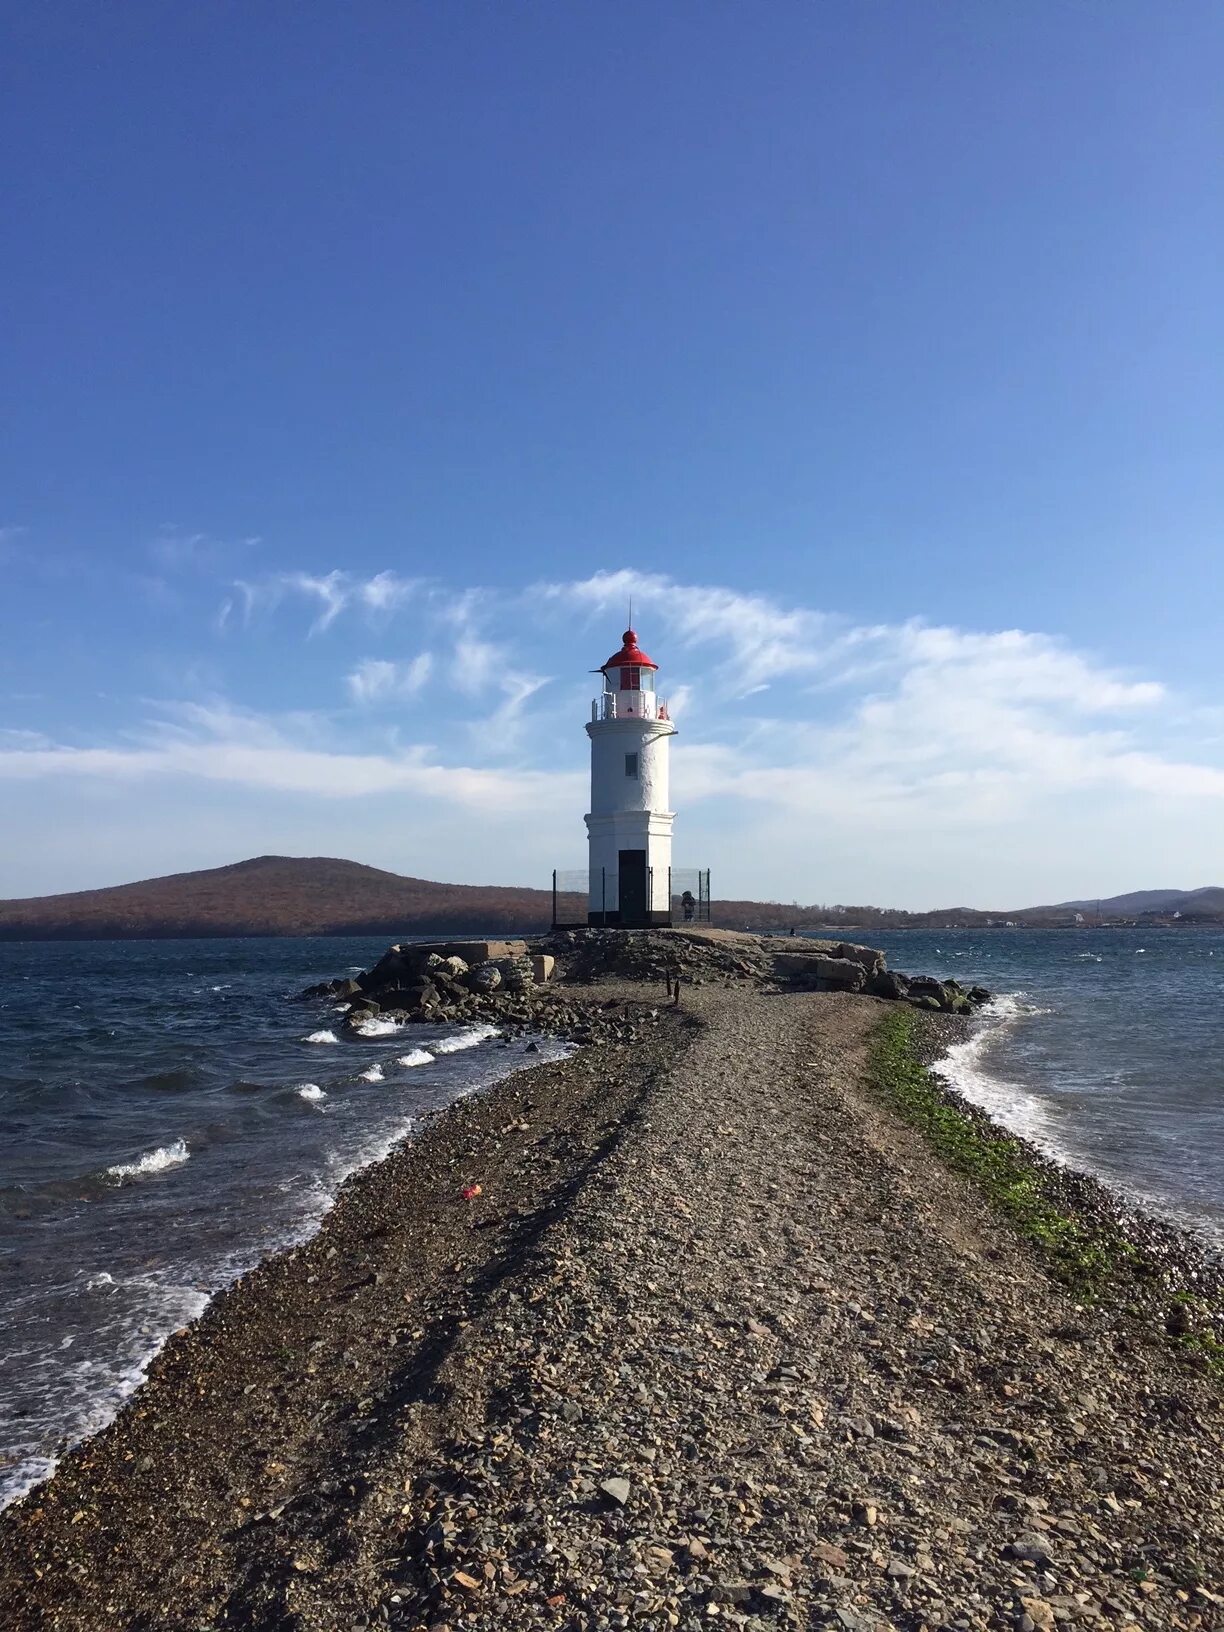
[2, 3, 1223, 907]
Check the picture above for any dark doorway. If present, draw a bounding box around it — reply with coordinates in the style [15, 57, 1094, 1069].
[618, 849, 648, 927]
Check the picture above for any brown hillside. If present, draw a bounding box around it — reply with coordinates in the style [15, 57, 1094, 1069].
[0, 855, 876, 941]
[0, 856, 576, 940]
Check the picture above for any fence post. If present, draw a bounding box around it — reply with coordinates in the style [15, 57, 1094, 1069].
[601, 866, 606, 925]
[552, 869, 557, 929]
[668, 865, 672, 926]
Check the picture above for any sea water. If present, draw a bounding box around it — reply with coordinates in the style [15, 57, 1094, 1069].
[4, 928, 1223, 1509]
[865, 927, 1224, 1248]
[0, 936, 571, 1509]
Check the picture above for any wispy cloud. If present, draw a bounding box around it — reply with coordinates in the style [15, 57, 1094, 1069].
[226, 569, 418, 636]
[151, 527, 253, 569]
[7, 560, 1222, 905]
[346, 654, 433, 705]
[0, 697, 578, 813]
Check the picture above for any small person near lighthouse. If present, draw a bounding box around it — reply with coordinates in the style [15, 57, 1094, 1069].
[585, 627, 676, 926]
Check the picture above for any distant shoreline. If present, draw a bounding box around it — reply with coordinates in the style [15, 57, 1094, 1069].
[3, 919, 1224, 943]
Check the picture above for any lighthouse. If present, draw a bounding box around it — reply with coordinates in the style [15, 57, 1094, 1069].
[585, 627, 676, 927]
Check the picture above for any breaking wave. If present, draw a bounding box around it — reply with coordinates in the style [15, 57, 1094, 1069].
[432, 1024, 499, 1055]
[296, 1083, 326, 1103]
[352, 1016, 402, 1038]
[106, 1140, 191, 1182]
[934, 995, 1054, 1146]
[303, 1029, 339, 1045]
[396, 1049, 434, 1067]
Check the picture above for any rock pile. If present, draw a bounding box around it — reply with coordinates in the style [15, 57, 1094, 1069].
[545, 928, 770, 986]
[772, 941, 992, 1013]
[300, 941, 671, 1048]
[302, 943, 538, 1031]
[302, 930, 993, 1034]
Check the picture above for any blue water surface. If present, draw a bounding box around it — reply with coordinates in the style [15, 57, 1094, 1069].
[862, 927, 1224, 1247]
[0, 936, 567, 1507]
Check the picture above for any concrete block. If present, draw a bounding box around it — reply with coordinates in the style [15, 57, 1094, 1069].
[414, 939, 528, 964]
[531, 954, 555, 984]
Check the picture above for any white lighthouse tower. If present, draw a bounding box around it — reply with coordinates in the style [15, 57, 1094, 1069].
[585, 627, 676, 927]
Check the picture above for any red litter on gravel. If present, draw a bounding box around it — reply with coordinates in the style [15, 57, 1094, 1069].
[461, 1184, 483, 1201]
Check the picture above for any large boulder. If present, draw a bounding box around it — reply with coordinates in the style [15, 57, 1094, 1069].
[376, 982, 436, 1013]
[837, 943, 886, 978]
[869, 969, 910, 1001]
[907, 975, 954, 1012]
[810, 955, 867, 992]
[464, 962, 502, 994]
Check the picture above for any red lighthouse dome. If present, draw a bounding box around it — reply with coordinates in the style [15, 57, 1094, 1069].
[601, 628, 659, 675]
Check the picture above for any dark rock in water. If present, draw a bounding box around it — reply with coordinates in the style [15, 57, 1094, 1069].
[907, 975, 954, 1011]
[969, 984, 993, 1004]
[869, 969, 910, 1001]
[374, 983, 433, 1011]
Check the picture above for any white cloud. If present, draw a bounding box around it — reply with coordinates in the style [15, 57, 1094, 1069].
[229, 569, 417, 635]
[346, 654, 433, 705]
[0, 699, 579, 814]
[8, 562, 1224, 905]
[544, 568, 831, 691]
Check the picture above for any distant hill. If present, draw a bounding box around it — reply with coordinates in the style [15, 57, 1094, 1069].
[0, 856, 570, 940]
[1019, 887, 1224, 921]
[3, 856, 1223, 940]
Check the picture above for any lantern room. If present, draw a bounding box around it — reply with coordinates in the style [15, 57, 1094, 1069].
[594, 628, 669, 722]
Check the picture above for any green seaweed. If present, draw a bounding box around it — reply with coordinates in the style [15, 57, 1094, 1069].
[868, 1007, 1118, 1289]
[868, 1007, 1223, 1378]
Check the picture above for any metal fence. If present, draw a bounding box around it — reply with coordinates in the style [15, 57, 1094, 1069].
[550, 866, 711, 928]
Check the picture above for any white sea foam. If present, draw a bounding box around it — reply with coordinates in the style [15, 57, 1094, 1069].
[0, 1275, 211, 1511]
[358, 1065, 384, 1083]
[396, 1049, 434, 1067]
[432, 1024, 499, 1054]
[106, 1140, 190, 1182]
[304, 1029, 340, 1044]
[933, 995, 1054, 1146]
[353, 1016, 402, 1038]
[296, 1083, 327, 1102]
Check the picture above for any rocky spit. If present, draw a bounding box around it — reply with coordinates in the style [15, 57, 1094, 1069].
[1, 951, 1221, 1631]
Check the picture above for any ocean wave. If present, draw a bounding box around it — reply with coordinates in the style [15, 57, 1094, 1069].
[352, 1016, 403, 1038]
[358, 1065, 384, 1083]
[396, 1049, 434, 1067]
[106, 1140, 191, 1182]
[303, 1029, 340, 1044]
[934, 995, 1053, 1144]
[296, 1083, 326, 1103]
[0, 1274, 211, 1511]
[432, 1024, 499, 1055]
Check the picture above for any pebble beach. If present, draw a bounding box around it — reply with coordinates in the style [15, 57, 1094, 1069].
[1, 972, 1221, 1632]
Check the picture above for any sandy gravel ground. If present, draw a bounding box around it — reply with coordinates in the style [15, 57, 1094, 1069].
[1, 987, 1220, 1632]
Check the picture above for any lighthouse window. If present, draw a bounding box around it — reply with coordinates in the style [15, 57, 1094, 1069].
[625, 752, 639, 779]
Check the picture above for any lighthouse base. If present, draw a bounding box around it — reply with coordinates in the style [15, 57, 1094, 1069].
[549, 867, 711, 930]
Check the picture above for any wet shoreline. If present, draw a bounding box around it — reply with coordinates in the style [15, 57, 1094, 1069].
[1, 985, 1221, 1631]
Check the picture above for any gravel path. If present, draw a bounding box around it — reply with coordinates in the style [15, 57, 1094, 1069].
[3, 987, 1220, 1631]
